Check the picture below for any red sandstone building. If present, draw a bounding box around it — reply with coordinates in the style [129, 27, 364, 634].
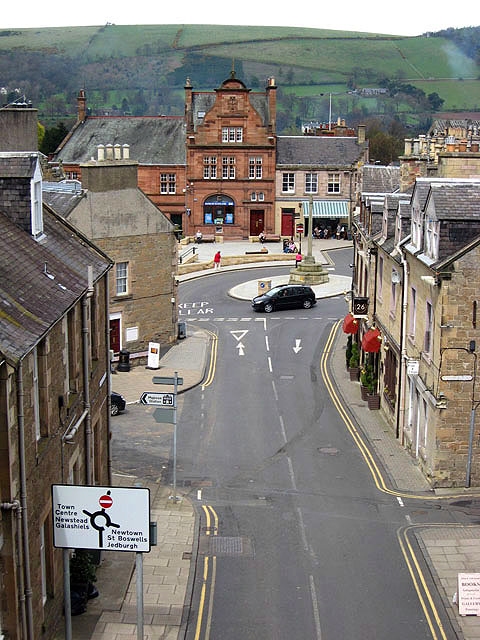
[184, 74, 277, 239]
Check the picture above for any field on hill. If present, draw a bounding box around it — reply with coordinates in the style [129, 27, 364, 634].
[1, 23, 479, 130]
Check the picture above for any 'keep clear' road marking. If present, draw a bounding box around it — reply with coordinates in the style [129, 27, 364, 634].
[178, 301, 213, 316]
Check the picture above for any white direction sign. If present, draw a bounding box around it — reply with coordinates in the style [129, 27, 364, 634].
[140, 391, 176, 406]
[52, 484, 150, 552]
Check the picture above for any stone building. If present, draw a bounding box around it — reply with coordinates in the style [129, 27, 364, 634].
[183, 73, 277, 239]
[0, 152, 112, 639]
[276, 131, 368, 240]
[351, 130, 480, 486]
[43, 154, 178, 362]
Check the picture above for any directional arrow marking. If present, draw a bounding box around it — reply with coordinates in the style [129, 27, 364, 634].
[293, 339, 302, 354]
[236, 342, 245, 356]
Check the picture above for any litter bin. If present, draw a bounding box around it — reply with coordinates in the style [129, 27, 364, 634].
[178, 322, 187, 340]
[257, 279, 272, 296]
[117, 349, 130, 372]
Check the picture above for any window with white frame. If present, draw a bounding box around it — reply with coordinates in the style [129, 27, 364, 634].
[424, 300, 433, 357]
[327, 173, 340, 193]
[249, 157, 262, 179]
[222, 157, 235, 179]
[305, 173, 318, 193]
[222, 127, 243, 142]
[411, 206, 423, 249]
[250, 192, 257, 201]
[160, 173, 176, 194]
[203, 156, 217, 179]
[116, 262, 128, 296]
[32, 177, 43, 238]
[282, 173, 295, 193]
[378, 254, 384, 299]
[258, 192, 264, 201]
[425, 216, 439, 260]
[409, 287, 417, 339]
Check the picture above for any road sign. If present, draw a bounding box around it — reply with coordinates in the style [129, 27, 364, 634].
[296, 223, 304, 233]
[152, 376, 183, 385]
[441, 375, 473, 381]
[153, 407, 175, 424]
[51, 484, 150, 552]
[140, 391, 176, 407]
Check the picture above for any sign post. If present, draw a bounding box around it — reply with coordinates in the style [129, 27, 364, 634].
[153, 371, 183, 501]
[52, 484, 150, 640]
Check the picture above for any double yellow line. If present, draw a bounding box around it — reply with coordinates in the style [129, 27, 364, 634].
[322, 322, 450, 638]
[202, 330, 218, 388]
[194, 505, 219, 640]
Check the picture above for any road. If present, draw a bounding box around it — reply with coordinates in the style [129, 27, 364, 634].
[174, 260, 457, 639]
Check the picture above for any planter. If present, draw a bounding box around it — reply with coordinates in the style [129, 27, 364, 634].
[367, 394, 380, 410]
[349, 366, 360, 381]
[360, 385, 369, 401]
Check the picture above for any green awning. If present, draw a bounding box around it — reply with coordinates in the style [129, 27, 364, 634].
[302, 200, 349, 218]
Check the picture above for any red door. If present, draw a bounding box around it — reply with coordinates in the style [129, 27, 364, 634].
[281, 210, 295, 237]
[109, 318, 121, 353]
[250, 211, 264, 236]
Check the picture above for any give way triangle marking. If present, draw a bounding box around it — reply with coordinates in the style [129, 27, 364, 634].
[230, 330, 249, 342]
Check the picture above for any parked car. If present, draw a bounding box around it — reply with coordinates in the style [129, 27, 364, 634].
[111, 391, 126, 416]
[252, 284, 317, 313]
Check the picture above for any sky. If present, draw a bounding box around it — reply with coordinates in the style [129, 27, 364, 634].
[2, 0, 478, 37]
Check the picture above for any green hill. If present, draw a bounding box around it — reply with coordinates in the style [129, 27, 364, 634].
[1, 23, 479, 130]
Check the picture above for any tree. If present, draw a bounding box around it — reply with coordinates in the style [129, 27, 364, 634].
[39, 121, 69, 155]
[427, 92, 444, 111]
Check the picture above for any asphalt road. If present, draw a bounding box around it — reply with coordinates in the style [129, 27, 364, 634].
[176, 262, 442, 639]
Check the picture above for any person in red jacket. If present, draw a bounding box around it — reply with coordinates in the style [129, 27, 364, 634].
[213, 251, 221, 270]
[295, 252, 302, 268]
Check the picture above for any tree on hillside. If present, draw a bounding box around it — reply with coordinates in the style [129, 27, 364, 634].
[427, 92, 444, 111]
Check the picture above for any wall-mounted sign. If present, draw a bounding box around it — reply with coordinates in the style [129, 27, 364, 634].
[352, 297, 369, 316]
[407, 360, 419, 375]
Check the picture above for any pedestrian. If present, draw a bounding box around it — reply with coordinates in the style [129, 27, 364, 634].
[213, 250, 221, 270]
[195, 229, 203, 243]
[259, 231, 266, 243]
[295, 252, 302, 268]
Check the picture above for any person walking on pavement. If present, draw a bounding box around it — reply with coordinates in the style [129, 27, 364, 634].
[213, 250, 221, 270]
[295, 251, 302, 268]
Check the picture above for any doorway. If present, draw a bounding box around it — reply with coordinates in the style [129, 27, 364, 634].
[109, 317, 121, 353]
[250, 210, 264, 236]
[281, 209, 295, 237]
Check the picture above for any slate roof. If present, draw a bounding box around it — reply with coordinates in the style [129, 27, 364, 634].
[428, 182, 480, 220]
[276, 136, 366, 167]
[0, 153, 38, 178]
[0, 208, 112, 365]
[362, 164, 400, 194]
[54, 117, 186, 165]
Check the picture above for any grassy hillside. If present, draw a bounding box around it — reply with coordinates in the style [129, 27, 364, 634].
[1, 23, 478, 130]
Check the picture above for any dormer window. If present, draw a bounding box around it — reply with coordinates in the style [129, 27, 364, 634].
[425, 217, 439, 260]
[31, 160, 44, 239]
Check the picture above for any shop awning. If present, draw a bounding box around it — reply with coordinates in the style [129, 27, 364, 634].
[302, 200, 349, 218]
[361, 327, 382, 353]
[342, 314, 359, 334]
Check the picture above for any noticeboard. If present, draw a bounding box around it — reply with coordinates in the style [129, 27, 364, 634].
[52, 484, 150, 552]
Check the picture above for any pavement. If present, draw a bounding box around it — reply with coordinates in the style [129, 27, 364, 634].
[64, 240, 480, 640]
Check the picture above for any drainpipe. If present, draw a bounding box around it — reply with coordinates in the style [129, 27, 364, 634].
[105, 272, 113, 486]
[15, 362, 35, 639]
[1, 500, 26, 639]
[82, 267, 94, 485]
[396, 244, 409, 443]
